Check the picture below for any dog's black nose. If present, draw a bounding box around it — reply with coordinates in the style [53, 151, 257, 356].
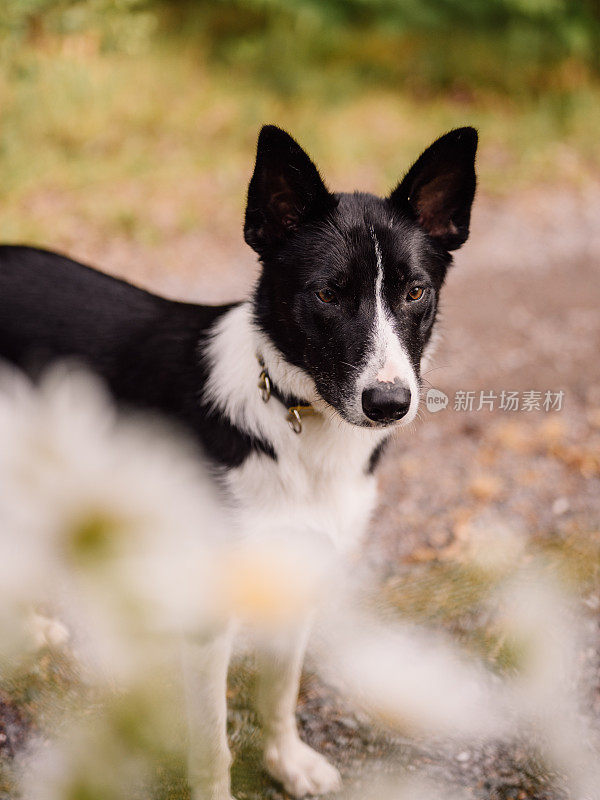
[362, 384, 412, 423]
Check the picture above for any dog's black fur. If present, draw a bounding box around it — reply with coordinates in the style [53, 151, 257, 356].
[0, 246, 273, 467]
[247, 126, 476, 423]
[0, 125, 477, 466]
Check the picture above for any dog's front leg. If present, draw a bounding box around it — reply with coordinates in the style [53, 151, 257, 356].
[257, 620, 342, 798]
[182, 624, 235, 800]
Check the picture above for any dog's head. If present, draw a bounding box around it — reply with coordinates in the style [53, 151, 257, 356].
[245, 125, 477, 428]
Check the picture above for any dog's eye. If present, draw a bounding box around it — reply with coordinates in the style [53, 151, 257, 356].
[316, 288, 337, 304]
[407, 286, 425, 302]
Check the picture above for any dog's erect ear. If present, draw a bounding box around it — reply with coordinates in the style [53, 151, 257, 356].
[244, 125, 337, 255]
[389, 127, 478, 251]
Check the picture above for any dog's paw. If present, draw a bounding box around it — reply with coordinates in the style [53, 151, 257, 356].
[264, 735, 342, 798]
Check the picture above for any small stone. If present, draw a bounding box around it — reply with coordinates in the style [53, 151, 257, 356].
[456, 750, 471, 763]
[552, 496, 570, 515]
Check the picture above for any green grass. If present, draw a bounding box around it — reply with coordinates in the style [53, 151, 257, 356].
[1, 36, 599, 250]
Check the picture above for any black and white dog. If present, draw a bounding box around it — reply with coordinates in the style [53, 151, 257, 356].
[0, 125, 477, 799]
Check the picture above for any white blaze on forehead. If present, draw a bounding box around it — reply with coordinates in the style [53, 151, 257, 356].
[357, 226, 419, 421]
[371, 229, 390, 383]
[369, 226, 413, 382]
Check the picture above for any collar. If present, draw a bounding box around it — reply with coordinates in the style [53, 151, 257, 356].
[257, 356, 315, 434]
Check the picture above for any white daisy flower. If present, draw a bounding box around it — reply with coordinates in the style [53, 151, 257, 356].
[0, 363, 227, 675]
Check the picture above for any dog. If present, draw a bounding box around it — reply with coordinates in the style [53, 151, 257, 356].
[0, 124, 477, 799]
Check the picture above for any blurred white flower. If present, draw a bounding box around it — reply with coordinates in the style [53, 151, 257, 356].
[315, 561, 600, 800]
[0, 363, 227, 675]
[21, 710, 153, 800]
[494, 567, 581, 698]
[460, 511, 528, 575]
[0, 363, 335, 677]
[314, 606, 507, 740]
[219, 525, 338, 632]
[493, 566, 600, 798]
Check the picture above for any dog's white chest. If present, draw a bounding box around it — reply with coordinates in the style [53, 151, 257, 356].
[203, 303, 389, 553]
[225, 415, 381, 554]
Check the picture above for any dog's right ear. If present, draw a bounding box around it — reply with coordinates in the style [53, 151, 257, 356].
[389, 127, 478, 251]
[244, 125, 337, 256]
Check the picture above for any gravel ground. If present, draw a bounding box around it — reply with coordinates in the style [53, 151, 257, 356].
[1, 184, 599, 798]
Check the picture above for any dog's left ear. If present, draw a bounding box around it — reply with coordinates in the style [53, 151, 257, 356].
[389, 127, 478, 251]
[244, 125, 337, 256]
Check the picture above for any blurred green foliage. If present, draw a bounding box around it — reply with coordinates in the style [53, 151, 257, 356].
[1, 0, 157, 56]
[174, 0, 600, 96]
[0, 0, 598, 248]
[2, 0, 599, 96]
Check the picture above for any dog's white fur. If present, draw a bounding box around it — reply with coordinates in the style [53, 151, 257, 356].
[190, 295, 420, 800]
[353, 228, 420, 422]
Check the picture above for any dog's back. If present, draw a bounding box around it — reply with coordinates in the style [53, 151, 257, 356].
[0, 245, 274, 468]
[0, 245, 166, 370]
